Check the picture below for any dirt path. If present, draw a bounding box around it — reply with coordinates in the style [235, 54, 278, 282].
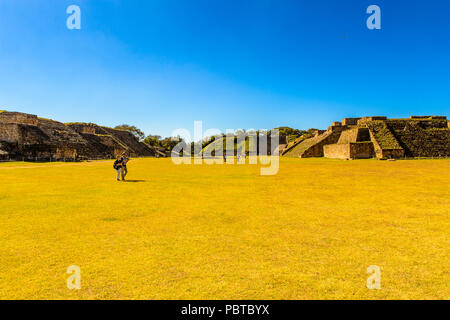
[0, 160, 111, 170]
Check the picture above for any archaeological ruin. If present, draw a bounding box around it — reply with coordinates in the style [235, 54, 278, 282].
[1, 111, 449, 162]
[282, 116, 450, 159]
[0, 111, 164, 161]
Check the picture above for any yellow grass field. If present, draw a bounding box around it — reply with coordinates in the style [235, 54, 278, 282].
[0, 157, 449, 299]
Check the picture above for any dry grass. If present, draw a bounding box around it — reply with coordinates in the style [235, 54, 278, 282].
[0, 157, 449, 299]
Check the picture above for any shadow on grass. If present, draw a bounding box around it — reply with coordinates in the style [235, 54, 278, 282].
[121, 180, 146, 183]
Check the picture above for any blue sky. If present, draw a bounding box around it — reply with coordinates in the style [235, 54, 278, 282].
[0, 0, 449, 137]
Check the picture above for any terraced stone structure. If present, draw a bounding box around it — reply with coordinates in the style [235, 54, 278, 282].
[283, 116, 450, 159]
[0, 111, 161, 161]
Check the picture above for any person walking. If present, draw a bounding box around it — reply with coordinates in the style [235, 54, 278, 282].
[113, 155, 123, 181]
[120, 153, 130, 180]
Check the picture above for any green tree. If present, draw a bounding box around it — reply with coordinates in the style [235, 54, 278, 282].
[160, 136, 183, 151]
[143, 135, 162, 147]
[274, 127, 305, 137]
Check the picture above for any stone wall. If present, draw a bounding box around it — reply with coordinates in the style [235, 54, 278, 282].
[77, 133, 126, 159]
[349, 142, 375, 159]
[356, 128, 371, 142]
[379, 149, 405, 159]
[55, 147, 78, 160]
[391, 123, 450, 157]
[410, 116, 447, 120]
[365, 121, 403, 150]
[0, 111, 163, 161]
[0, 112, 38, 126]
[300, 129, 343, 158]
[281, 133, 315, 156]
[68, 123, 157, 157]
[323, 144, 349, 159]
[324, 141, 375, 160]
[0, 123, 52, 145]
[357, 116, 387, 125]
[0, 123, 22, 143]
[337, 128, 358, 144]
[386, 119, 448, 131]
[342, 118, 361, 126]
[293, 115, 448, 160]
[99, 126, 155, 156]
[66, 123, 97, 134]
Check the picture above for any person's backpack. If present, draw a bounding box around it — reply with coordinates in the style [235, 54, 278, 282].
[113, 158, 123, 169]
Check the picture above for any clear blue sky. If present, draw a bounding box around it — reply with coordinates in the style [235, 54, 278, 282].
[0, 0, 449, 137]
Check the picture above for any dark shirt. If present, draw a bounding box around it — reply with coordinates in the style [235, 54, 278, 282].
[114, 159, 123, 169]
[121, 157, 129, 167]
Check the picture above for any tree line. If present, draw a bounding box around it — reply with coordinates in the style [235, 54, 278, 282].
[114, 124, 315, 152]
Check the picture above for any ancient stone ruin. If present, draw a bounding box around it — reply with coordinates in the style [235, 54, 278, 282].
[0, 111, 164, 161]
[1, 111, 449, 162]
[283, 116, 450, 159]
